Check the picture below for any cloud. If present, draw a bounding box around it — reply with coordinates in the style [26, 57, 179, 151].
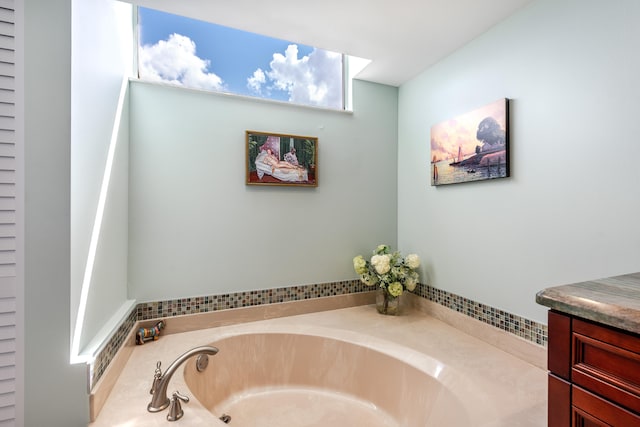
[247, 44, 343, 109]
[139, 33, 225, 91]
[247, 68, 266, 94]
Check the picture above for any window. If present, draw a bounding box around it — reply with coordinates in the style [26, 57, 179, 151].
[137, 7, 359, 110]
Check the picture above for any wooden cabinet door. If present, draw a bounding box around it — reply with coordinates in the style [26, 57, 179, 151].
[573, 385, 640, 426]
[549, 374, 571, 427]
[572, 406, 612, 426]
[572, 318, 640, 414]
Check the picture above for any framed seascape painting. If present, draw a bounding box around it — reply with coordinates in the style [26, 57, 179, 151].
[430, 98, 509, 186]
[246, 130, 318, 187]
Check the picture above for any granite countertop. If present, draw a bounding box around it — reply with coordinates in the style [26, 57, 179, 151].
[536, 272, 640, 333]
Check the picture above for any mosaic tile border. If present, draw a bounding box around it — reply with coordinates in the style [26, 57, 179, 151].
[136, 280, 369, 320]
[89, 279, 548, 389]
[90, 307, 138, 389]
[413, 283, 548, 346]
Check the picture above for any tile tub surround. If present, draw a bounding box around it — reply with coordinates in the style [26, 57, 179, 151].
[89, 281, 549, 420]
[407, 294, 546, 370]
[131, 281, 548, 347]
[89, 305, 548, 427]
[136, 279, 371, 321]
[414, 283, 548, 346]
[91, 308, 138, 389]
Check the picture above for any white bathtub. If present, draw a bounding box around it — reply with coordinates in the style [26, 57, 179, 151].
[90, 304, 546, 427]
[184, 327, 472, 427]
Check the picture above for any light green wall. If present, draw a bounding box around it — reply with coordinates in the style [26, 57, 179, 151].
[398, 0, 640, 324]
[71, 0, 132, 353]
[128, 80, 398, 302]
[22, 0, 88, 424]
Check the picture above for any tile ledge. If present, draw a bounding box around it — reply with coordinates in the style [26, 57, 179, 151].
[406, 294, 546, 370]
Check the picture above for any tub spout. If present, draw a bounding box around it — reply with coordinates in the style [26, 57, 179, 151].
[147, 345, 219, 412]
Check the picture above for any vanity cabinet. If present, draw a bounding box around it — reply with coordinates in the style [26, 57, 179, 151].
[547, 310, 640, 426]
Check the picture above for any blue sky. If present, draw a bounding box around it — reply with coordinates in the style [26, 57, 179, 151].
[137, 7, 342, 107]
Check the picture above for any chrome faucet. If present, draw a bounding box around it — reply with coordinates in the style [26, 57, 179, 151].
[147, 345, 219, 413]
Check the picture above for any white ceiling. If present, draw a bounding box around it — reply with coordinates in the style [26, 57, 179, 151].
[126, 0, 534, 87]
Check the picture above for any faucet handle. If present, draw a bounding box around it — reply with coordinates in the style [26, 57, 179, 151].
[167, 391, 189, 421]
[173, 391, 189, 403]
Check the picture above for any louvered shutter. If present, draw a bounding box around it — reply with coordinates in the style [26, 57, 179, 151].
[0, 0, 15, 424]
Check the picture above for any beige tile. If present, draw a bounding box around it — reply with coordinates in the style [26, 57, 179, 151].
[406, 294, 547, 369]
[90, 303, 547, 427]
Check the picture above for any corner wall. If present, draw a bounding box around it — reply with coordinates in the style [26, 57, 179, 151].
[398, 0, 640, 324]
[71, 0, 133, 352]
[128, 80, 399, 302]
[23, 0, 88, 424]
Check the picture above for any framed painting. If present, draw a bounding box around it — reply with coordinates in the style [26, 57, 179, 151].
[246, 130, 318, 187]
[430, 98, 509, 186]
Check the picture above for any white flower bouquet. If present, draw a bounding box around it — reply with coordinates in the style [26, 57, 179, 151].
[353, 244, 421, 299]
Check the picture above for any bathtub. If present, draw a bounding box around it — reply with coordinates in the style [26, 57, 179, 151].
[90, 304, 546, 426]
[183, 326, 473, 427]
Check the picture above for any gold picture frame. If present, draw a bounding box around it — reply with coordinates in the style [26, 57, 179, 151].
[246, 130, 318, 187]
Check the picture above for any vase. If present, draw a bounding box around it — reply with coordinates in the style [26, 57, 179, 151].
[376, 288, 400, 315]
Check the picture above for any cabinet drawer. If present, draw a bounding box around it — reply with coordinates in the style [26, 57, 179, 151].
[572, 385, 640, 426]
[573, 319, 640, 414]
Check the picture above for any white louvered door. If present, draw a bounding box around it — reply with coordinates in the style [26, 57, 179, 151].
[0, 0, 15, 424]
